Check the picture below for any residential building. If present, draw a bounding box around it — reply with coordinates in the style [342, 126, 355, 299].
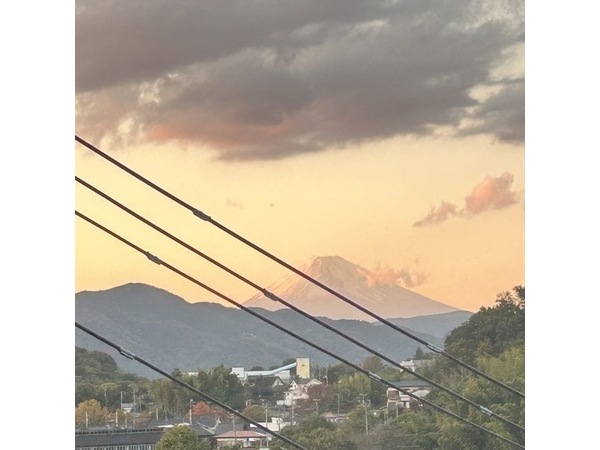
[282, 378, 322, 406]
[214, 429, 269, 449]
[75, 425, 213, 450]
[386, 379, 431, 415]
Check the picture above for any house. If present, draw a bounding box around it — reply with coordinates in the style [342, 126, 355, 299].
[399, 359, 432, 373]
[386, 379, 431, 414]
[248, 417, 291, 432]
[120, 402, 135, 413]
[282, 378, 322, 406]
[245, 375, 288, 402]
[321, 412, 347, 424]
[214, 429, 269, 449]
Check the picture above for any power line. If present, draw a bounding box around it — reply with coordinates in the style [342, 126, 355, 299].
[74, 209, 524, 449]
[75, 321, 308, 450]
[76, 175, 524, 433]
[75, 134, 524, 400]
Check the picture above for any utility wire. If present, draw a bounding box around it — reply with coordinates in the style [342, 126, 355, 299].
[76, 175, 524, 433]
[75, 321, 308, 450]
[75, 134, 524, 400]
[75, 209, 524, 449]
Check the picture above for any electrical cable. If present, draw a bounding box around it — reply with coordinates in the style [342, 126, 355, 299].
[75, 321, 308, 450]
[76, 175, 524, 432]
[74, 209, 525, 449]
[75, 134, 525, 400]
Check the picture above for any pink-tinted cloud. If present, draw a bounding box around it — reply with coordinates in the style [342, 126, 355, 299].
[414, 172, 519, 227]
[413, 201, 458, 227]
[368, 262, 429, 288]
[464, 172, 518, 214]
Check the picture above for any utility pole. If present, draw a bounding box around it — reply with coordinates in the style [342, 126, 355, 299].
[232, 414, 237, 446]
[359, 394, 370, 448]
[364, 399, 369, 437]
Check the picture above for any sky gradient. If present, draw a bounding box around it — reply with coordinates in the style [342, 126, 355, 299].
[7, 2, 600, 448]
[75, 0, 525, 312]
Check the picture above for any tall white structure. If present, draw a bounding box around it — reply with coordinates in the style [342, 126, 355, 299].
[296, 358, 310, 379]
[231, 358, 311, 381]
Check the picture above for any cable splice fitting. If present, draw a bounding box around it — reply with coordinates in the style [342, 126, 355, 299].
[367, 372, 382, 382]
[192, 209, 211, 221]
[145, 252, 163, 265]
[262, 289, 279, 302]
[119, 347, 137, 360]
[479, 405, 493, 416]
[427, 344, 443, 353]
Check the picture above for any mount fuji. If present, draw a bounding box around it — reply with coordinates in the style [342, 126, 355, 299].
[243, 256, 461, 321]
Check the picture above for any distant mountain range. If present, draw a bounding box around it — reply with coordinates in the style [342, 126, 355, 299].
[244, 256, 459, 320]
[75, 281, 472, 378]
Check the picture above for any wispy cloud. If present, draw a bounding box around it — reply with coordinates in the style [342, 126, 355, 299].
[226, 198, 244, 209]
[76, 0, 524, 161]
[414, 172, 519, 227]
[413, 201, 458, 228]
[368, 262, 429, 288]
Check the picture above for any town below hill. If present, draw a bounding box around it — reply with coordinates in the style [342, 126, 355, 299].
[75, 285, 524, 449]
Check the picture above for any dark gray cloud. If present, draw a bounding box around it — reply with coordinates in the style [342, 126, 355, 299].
[459, 78, 525, 143]
[76, 0, 524, 160]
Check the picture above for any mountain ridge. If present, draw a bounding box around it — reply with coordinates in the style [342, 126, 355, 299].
[75, 283, 471, 378]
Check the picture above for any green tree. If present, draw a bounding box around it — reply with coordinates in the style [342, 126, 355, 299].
[75, 382, 97, 407]
[340, 403, 385, 447]
[361, 356, 384, 373]
[377, 410, 439, 450]
[75, 399, 108, 428]
[75, 347, 119, 381]
[271, 416, 357, 450]
[324, 363, 356, 385]
[413, 346, 434, 360]
[411, 286, 526, 449]
[443, 285, 525, 364]
[156, 425, 211, 450]
[197, 365, 245, 410]
[75, 347, 152, 410]
[242, 404, 268, 422]
[435, 345, 525, 448]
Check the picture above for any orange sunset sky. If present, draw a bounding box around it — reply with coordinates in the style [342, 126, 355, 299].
[74, 0, 526, 313]
[4, 2, 600, 447]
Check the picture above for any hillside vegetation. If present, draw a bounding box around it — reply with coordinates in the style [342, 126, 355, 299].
[76, 286, 525, 449]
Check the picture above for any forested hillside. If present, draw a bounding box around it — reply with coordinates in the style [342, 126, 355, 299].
[76, 286, 525, 449]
